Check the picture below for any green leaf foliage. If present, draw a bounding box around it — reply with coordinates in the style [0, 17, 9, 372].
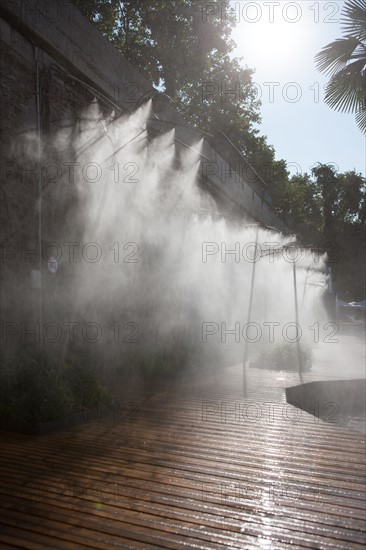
[315, 0, 366, 133]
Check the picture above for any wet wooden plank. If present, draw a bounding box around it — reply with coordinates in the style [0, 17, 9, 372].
[0, 364, 365, 549]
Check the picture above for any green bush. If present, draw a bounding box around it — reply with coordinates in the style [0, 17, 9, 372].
[137, 338, 197, 380]
[0, 352, 110, 423]
[250, 344, 312, 371]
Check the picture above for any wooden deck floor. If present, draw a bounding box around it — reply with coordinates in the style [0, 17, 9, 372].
[0, 363, 365, 549]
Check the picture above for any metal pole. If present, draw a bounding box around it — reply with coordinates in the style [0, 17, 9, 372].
[243, 225, 259, 393]
[292, 259, 303, 382]
[301, 268, 309, 309]
[35, 46, 43, 357]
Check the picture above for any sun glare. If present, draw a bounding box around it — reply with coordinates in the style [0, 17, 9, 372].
[231, 1, 308, 76]
[233, 19, 305, 73]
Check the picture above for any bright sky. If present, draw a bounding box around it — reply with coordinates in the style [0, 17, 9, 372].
[229, 0, 365, 176]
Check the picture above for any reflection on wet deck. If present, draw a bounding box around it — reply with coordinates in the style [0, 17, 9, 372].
[0, 363, 365, 549]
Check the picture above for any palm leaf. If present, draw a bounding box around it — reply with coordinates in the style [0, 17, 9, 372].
[315, 0, 366, 133]
[315, 37, 363, 76]
[341, 0, 366, 42]
[324, 70, 365, 113]
[355, 105, 366, 132]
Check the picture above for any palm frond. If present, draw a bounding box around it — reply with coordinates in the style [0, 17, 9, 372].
[341, 0, 366, 42]
[315, 37, 363, 76]
[315, 1, 366, 133]
[355, 105, 366, 133]
[324, 70, 365, 113]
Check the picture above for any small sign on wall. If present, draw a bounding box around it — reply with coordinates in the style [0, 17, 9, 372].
[48, 257, 58, 274]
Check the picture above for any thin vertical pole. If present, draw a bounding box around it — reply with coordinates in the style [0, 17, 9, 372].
[35, 46, 43, 357]
[301, 268, 309, 309]
[243, 225, 259, 394]
[293, 259, 303, 382]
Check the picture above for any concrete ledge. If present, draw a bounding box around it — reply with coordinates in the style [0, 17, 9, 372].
[1, 0, 153, 109]
[286, 379, 366, 418]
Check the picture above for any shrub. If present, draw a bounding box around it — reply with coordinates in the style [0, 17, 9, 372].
[0, 351, 110, 422]
[250, 344, 312, 371]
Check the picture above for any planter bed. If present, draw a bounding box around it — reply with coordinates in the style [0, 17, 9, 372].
[0, 401, 135, 436]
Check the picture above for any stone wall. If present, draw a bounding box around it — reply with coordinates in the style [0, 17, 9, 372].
[1, 0, 290, 228]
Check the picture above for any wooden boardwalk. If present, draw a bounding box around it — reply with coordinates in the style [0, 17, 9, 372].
[0, 363, 365, 549]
